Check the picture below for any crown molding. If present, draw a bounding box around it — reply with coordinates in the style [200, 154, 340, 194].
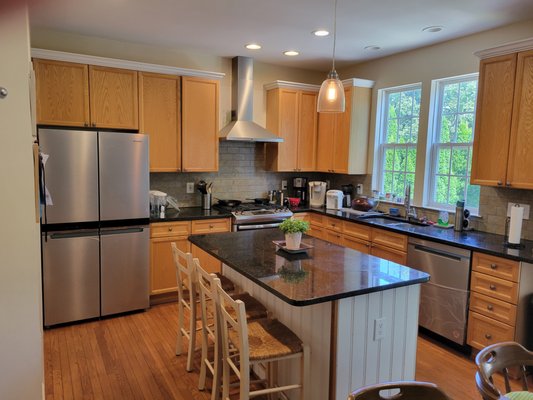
[31, 48, 225, 79]
[263, 80, 320, 91]
[474, 37, 533, 59]
[342, 78, 375, 88]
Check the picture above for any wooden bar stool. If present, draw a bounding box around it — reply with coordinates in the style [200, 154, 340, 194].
[216, 283, 310, 400]
[194, 258, 267, 400]
[348, 381, 452, 400]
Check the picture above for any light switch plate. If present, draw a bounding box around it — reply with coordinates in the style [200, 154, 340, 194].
[506, 203, 530, 220]
[186, 182, 194, 194]
[281, 180, 287, 190]
[374, 317, 386, 341]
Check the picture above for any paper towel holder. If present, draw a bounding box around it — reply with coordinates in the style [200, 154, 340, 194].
[504, 216, 524, 249]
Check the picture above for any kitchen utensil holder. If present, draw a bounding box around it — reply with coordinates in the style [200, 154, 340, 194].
[202, 193, 211, 210]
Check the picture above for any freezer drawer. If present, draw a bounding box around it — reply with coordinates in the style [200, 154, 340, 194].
[100, 226, 150, 316]
[39, 129, 99, 224]
[98, 132, 149, 221]
[42, 230, 100, 326]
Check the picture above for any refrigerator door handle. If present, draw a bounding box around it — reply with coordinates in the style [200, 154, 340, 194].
[100, 227, 145, 236]
[50, 231, 99, 239]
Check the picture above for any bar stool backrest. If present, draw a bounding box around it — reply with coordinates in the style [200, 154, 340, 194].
[348, 381, 452, 400]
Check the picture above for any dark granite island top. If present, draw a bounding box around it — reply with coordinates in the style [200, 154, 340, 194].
[188, 228, 429, 306]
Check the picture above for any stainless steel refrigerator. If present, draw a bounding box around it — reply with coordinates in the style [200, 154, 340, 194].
[39, 128, 150, 326]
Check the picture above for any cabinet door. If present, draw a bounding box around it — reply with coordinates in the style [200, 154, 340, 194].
[150, 236, 190, 295]
[471, 54, 517, 186]
[139, 72, 181, 172]
[297, 91, 318, 171]
[191, 244, 222, 274]
[316, 113, 335, 172]
[342, 235, 370, 254]
[34, 59, 90, 127]
[89, 66, 139, 129]
[332, 87, 351, 173]
[507, 50, 533, 189]
[371, 244, 407, 265]
[182, 76, 219, 172]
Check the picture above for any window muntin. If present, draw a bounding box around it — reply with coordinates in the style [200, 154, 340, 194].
[377, 84, 421, 200]
[427, 75, 480, 212]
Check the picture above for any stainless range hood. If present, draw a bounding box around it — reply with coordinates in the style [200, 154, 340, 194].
[219, 56, 283, 142]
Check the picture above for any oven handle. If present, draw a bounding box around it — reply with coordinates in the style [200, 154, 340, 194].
[236, 222, 281, 231]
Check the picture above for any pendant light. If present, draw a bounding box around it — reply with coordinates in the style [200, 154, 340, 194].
[317, 0, 345, 113]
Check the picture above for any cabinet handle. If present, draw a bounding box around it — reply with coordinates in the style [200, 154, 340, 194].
[209, 224, 214, 229]
[506, 181, 511, 187]
[365, 243, 371, 247]
[487, 304, 494, 311]
[168, 227, 173, 232]
[490, 263, 497, 269]
[84, 122, 89, 127]
[497, 181, 503, 186]
[485, 333, 492, 340]
[489, 284, 496, 291]
[92, 123, 96, 127]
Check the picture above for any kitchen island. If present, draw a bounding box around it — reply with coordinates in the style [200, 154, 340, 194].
[189, 229, 429, 400]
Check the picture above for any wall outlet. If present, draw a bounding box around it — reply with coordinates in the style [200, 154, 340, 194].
[374, 317, 386, 341]
[186, 182, 195, 194]
[281, 180, 287, 190]
[356, 184, 363, 195]
[506, 203, 530, 220]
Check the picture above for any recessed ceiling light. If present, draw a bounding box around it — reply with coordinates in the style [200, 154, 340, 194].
[283, 50, 299, 56]
[313, 30, 330, 37]
[422, 25, 444, 33]
[364, 45, 381, 51]
[245, 43, 262, 50]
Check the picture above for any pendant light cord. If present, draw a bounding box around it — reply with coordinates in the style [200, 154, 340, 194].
[332, 0, 338, 71]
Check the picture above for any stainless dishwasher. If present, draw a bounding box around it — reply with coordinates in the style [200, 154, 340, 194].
[407, 237, 471, 345]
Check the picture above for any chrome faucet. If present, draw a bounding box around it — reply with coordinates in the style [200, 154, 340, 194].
[404, 183, 415, 220]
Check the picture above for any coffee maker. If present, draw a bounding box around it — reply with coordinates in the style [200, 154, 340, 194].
[341, 184, 354, 208]
[292, 177, 308, 204]
[309, 181, 327, 208]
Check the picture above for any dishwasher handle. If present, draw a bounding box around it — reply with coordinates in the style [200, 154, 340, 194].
[412, 243, 467, 262]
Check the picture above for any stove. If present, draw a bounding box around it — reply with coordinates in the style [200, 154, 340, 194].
[214, 203, 293, 231]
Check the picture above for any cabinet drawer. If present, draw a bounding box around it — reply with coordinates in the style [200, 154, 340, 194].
[467, 311, 515, 350]
[150, 221, 191, 238]
[471, 271, 518, 304]
[342, 235, 370, 254]
[292, 213, 309, 222]
[470, 292, 517, 326]
[309, 213, 325, 226]
[472, 252, 520, 282]
[191, 218, 231, 234]
[308, 224, 325, 240]
[323, 216, 343, 232]
[325, 229, 343, 243]
[371, 244, 407, 265]
[343, 221, 371, 241]
[371, 228, 408, 252]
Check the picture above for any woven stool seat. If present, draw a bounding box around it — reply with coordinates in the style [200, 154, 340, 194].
[230, 292, 267, 320]
[230, 318, 303, 361]
[215, 273, 235, 293]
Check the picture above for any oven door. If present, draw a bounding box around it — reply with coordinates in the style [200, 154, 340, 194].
[233, 219, 285, 232]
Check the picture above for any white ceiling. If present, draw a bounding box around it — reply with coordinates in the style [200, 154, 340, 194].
[29, 0, 533, 71]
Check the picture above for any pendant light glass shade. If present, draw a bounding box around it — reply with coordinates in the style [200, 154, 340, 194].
[317, 70, 345, 112]
[317, 0, 345, 113]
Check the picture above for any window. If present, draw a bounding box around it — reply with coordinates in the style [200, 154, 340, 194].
[426, 74, 480, 213]
[376, 84, 422, 200]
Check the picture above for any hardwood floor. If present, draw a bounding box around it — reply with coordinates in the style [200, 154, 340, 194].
[44, 302, 494, 399]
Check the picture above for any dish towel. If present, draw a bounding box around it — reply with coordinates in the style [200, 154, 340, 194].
[505, 392, 533, 400]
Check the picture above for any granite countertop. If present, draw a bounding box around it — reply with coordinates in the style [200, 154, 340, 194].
[189, 229, 429, 306]
[293, 206, 533, 264]
[150, 207, 232, 222]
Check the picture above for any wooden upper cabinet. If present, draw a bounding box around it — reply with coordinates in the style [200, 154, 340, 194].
[506, 50, 533, 189]
[471, 54, 517, 187]
[265, 85, 318, 172]
[89, 66, 139, 130]
[139, 72, 181, 172]
[34, 59, 90, 127]
[316, 82, 372, 174]
[181, 76, 219, 172]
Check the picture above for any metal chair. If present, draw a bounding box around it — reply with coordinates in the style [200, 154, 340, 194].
[475, 341, 533, 400]
[347, 381, 452, 400]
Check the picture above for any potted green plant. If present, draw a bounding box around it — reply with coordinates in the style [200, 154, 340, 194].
[279, 218, 309, 250]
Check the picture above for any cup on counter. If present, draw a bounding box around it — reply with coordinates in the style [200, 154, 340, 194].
[202, 193, 211, 210]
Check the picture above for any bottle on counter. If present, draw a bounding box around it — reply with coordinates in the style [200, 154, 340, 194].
[454, 200, 464, 231]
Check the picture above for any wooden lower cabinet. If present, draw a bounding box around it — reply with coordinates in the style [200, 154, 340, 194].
[342, 235, 370, 254]
[371, 244, 407, 265]
[191, 245, 222, 274]
[150, 235, 189, 295]
[467, 311, 515, 350]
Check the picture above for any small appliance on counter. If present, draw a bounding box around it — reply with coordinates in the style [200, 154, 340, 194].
[292, 177, 308, 204]
[326, 190, 344, 210]
[341, 184, 354, 208]
[309, 181, 327, 208]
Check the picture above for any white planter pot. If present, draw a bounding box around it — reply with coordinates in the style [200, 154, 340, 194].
[285, 232, 302, 250]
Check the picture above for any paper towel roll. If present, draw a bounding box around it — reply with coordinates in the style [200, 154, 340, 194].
[508, 204, 524, 244]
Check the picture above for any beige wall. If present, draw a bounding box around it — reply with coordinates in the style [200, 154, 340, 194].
[30, 27, 325, 129]
[338, 18, 533, 207]
[0, 8, 44, 400]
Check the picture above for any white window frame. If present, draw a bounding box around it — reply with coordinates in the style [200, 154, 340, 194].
[424, 72, 479, 213]
[374, 82, 422, 200]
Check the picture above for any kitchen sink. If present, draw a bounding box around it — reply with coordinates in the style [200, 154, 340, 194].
[358, 215, 430, 227]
